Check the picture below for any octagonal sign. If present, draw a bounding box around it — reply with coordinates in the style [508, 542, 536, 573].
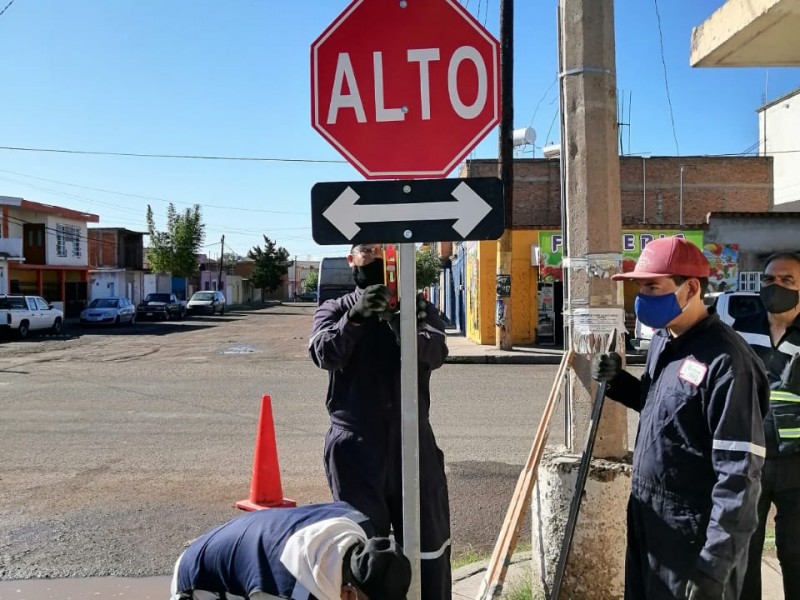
[311, 0, 500, 180]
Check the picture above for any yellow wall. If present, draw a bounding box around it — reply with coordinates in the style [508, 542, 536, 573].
[464, 231, 540, 346]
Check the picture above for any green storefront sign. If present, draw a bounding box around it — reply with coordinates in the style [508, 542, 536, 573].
[538, 230, 704, 281]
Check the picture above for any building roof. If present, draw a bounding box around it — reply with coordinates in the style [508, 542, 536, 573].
[757, 85, 800, 112]
[88, 227, 146, 235]
[690, 0, 800, 67]
[20, 199, 100, 223]
[706, 211, 800, 222]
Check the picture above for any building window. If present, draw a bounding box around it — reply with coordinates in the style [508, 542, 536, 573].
[739, 271, 762, 292]
[56, 224, 81, 258]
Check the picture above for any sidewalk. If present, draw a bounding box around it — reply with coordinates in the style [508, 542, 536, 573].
[453, 552, 785, 599]
[444, 329, 646, 365]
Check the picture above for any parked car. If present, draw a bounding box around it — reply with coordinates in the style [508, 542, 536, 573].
[187, 291, 226, 315]
[136, 293, 187, 321]
[0, 294, 64, 339]
[80, 297, 136, 326]
[294, 291, 318, 303]
[705, 290, 763, 326]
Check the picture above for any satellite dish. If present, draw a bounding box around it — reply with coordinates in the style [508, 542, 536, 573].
[512, 127, 536, 147]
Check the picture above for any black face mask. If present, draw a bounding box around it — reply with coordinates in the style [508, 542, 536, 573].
[760, 284, 800, 314]
[353, 258, 384, 289]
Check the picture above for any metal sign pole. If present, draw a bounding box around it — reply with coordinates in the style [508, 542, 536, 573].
[398, 242, 421, 600]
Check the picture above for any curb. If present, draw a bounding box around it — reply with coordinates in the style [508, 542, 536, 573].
[452, 551, 533, 583]
[445, 354, 646, 366]
[446, 354, 563, 365]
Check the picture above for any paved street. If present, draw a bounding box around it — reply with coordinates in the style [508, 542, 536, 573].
[0, 303, 573, 581]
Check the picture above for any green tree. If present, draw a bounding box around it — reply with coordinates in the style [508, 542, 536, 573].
[248, 235, 290, 295]
[145, 204, 205, 277]
[304, 270, 319, 293]
[416, 248, 442, 289]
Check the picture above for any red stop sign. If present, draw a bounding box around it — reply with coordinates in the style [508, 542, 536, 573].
[311, 0, 501, 180]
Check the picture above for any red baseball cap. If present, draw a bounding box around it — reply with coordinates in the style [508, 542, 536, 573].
[612, 236, 710, 281]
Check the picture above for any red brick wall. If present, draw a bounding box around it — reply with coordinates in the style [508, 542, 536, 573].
[461, 156, 773, 228]
[87, 230, 118, 268]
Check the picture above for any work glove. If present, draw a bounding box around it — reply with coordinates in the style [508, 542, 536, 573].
[348, 284, 391, 323]
[414, 293, 428, 326]
[590, 352, 622, 382]
[383, 294, 430, 342]
[685, 571, 725, 600]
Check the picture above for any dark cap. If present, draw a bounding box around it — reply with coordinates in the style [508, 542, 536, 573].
[611, 236, 709, 281]
[350, 538, 411, 600]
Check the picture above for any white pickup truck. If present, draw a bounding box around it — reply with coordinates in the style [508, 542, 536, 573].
[631, 291, 762, 353]
[0, 295, 64, 339]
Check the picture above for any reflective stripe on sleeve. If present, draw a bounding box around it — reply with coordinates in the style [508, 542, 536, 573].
[737, 331, 771, 349]
[778, 428, 800, 439]
[770, 390, 800, 403]
[308, 326, 338, 348]
[712, 439, 767, 457]
[419, 538, 451, 561]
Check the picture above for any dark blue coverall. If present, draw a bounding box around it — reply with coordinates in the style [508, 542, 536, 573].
[734, 312, 800, 600]
[309, 289, 451, 600]
[172, 501, 374, 599]
[606, 313, 769, 599]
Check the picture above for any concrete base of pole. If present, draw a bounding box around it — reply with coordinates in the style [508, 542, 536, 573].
[530, 447, 632, 600]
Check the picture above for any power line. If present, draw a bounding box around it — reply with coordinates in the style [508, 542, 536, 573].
[0, 145, 347, 164]
[652, 0, 680, 156]
[0, 0, 16, 19]
[528, 75, 559, 129]
[0, 168, 308, 215]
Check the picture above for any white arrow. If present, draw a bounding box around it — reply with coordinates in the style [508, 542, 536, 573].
[323, 182, 493, 239]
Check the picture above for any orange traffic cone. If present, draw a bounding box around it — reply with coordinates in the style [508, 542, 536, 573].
[236, 395, 296, 511]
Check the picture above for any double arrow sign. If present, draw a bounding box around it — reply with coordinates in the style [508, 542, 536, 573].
[311, 177, 504, 245]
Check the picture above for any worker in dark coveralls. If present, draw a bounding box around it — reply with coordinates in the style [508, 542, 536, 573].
[170, 501, 411, 600]
[309, 243, 451, 600]
[734, 252, 800, 600]
[591, 236, 769, 600]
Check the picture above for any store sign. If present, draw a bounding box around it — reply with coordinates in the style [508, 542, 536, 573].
[537, 230, 705, 281]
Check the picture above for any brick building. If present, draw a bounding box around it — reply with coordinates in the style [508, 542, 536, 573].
[462, 155, 772, 228]
[436, 155, 773, 345]
[86, 227, 147, 305]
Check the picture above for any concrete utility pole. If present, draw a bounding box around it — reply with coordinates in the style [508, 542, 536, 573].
[495, 0, 514, 350]
[560, 0, 627, 458]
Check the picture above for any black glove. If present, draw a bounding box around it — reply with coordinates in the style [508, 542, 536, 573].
[415, 293, 428, 326]
[590, 352, 622, 382]
[348, 285, 391, 323]
[686, 571, 724, 600]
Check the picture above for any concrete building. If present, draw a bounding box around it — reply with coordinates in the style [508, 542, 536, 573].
[758, 87, 800, 211]
[287, 259, 319, 298]
[690, 0, 800, 68]
[0, 195, 99, 316]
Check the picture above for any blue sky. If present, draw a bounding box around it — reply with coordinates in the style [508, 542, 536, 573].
[0, 0, 797, 261]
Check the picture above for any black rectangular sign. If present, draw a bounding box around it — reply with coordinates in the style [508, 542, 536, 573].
[311, 177, 504, 245]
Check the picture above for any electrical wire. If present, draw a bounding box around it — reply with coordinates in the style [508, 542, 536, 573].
[653, 0, 680, 156]
[0, 145, 347, 163]
[0, 0, 16, 19]
[0, 168, 308, 215]
[528, 75, 558, 128]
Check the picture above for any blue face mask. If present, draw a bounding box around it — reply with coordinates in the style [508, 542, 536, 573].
[634, 285, 685, 329]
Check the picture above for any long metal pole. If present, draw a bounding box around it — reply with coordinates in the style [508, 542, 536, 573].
[495, 0, 514, 350]
[399, 242, 421, 600]
[556, 4, 572, 449]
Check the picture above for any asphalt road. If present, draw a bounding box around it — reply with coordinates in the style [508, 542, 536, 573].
[0, 303, 626, 581]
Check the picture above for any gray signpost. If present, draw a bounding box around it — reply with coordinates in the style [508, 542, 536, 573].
[310, 2, 502, 596]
